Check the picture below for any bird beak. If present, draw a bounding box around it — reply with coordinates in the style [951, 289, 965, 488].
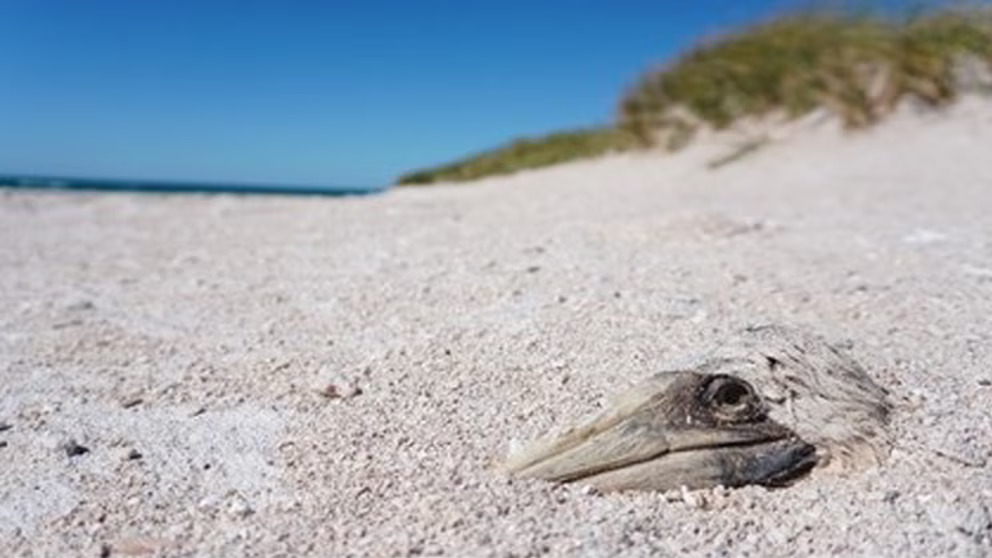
[500, 371, 818, 492]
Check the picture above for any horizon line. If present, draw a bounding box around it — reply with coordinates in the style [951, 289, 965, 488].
[0, 172, 387, 197]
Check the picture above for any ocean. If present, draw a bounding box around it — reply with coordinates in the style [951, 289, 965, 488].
[0, 174, 386, 197]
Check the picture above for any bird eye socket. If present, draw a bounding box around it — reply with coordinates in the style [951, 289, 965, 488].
[713, 380, 750, 406]
[703, 375, 759, 417]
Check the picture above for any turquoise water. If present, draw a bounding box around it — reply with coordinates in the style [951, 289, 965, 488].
[0, 174, 386, 197]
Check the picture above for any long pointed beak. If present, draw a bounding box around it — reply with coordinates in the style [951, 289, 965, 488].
[500, 372, 818, 492]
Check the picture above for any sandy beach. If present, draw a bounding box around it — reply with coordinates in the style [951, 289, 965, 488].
[2, 98, 992, 556]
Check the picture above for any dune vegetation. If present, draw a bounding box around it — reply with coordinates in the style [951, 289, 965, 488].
[395, 128, 638, 185]
[396, 6, 992, 186]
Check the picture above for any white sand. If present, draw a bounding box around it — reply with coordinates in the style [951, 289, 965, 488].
[2, 99, 992, 557]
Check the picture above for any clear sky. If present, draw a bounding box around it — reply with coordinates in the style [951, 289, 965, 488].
[2, 0, 899, 188]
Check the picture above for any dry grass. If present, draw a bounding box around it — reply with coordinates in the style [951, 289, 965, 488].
[398, 6, 992, 185]
[395, 128, 638, 185]
[619, 7, 992, 146]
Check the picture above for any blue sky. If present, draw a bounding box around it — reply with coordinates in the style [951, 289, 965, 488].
[1, 1, 901, 187]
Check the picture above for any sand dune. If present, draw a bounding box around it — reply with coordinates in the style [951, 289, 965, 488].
[2, 98, 991, 556]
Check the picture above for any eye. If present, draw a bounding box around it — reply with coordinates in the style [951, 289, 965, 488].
[702, 375, 764, 421]
[712, 378, 751, 407]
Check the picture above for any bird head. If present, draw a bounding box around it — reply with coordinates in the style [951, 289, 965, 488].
[500, 326, 891, 492]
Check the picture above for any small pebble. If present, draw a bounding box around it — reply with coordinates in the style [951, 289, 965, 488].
[0, 441, 7, 449]
[0, 423, 11, 432]
[126, 449, 143, 460]
[108, 536, 170, 556]
[278, 500, 302, 512]
[64, 440, 90, 457]
[121, 397, 144, 409]
[317, 375, 362, 399]
[198, 496, 218, 511]
[228, 495, 254, 518]
[580, 485, 599, 496]
[67, 300, 95, 311]
[680, 485, 704, 508]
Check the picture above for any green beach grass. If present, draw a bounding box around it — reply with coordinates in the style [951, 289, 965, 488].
[397, 6, 992, 186]
[396, 127, 639, 186]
